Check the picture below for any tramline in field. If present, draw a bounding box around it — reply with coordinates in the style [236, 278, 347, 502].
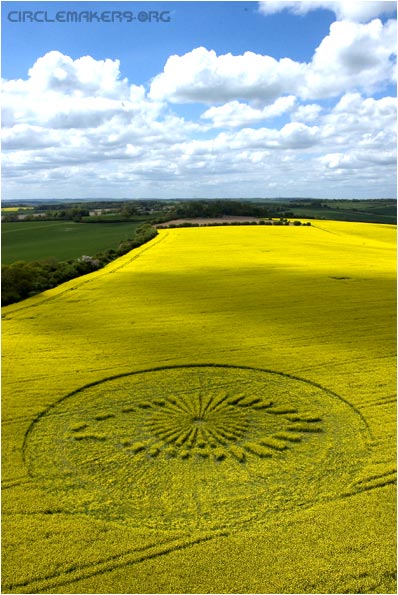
[2, 221, 396, 594]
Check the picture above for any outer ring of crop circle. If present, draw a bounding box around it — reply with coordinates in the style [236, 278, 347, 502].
[22, 362, 371, 471]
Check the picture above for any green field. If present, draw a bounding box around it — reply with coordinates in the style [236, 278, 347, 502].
[2, 222, 396, 593]
[1, 221, 140, 264]
[278, 199, 396, 224]
[289, 206, 396, 224]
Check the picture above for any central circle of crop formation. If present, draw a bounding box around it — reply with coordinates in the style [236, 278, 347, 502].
[146, 392, 250, 457]
[26, 365, 369, 530]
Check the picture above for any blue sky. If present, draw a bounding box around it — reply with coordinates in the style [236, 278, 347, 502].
[2, 1, 397, 199]
[2, 2, 336, 78]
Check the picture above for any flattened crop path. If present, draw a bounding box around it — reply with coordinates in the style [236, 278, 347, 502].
[2, 222, 396, 594]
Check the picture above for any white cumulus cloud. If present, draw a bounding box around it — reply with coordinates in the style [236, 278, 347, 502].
[201, 96, 296, 128]
[291, 103, 323, 122]
[28, 51, 129, 97]
[149, 19, 396, 104]
[149, 47, 306, 103]
[303, 18, 397, 98]
[258, 1, 397, 22]
[2, 45, 396, 200]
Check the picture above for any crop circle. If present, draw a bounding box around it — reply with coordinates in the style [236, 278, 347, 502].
[25, 365, 369, 530]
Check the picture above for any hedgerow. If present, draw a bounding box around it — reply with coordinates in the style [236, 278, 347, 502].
[1, 224, 158, 306]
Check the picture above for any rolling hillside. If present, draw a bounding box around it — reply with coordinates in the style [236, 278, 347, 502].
[2, 221, 396, 594]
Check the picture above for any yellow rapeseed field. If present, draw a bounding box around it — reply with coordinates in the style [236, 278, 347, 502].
[1, 206, 34, 211]
[2, 221, 396, 593]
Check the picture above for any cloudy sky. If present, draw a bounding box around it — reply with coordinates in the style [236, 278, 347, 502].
[2, 0, 397, 200]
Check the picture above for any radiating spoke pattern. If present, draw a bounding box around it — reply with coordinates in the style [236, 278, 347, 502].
[117, 389, 323, 462]
[25, 365, 368, 530]
[146, 391, 249, 452]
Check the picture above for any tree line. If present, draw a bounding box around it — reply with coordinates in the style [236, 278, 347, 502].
[158, 219, 311, 229]
[169, 200, 273, 219]
[2, 224, 157, 306]
[2, 199, 299, 224]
